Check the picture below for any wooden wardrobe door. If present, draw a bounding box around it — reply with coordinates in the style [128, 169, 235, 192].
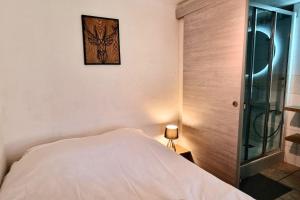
[181, 0, 247, 186]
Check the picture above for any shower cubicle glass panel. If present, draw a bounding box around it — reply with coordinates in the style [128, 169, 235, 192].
[266, 13, 292, 153]
[241, 6, 292, 163]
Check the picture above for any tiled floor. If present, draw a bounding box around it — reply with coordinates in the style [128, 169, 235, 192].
[260, 162, 300, 200]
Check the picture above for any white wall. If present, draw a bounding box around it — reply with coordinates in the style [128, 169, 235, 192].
[0, 134, 6, 184]
[284, 3, 300, 167]
[0, 0, 179, 163]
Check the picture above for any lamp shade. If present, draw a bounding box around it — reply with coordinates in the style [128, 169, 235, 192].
[164, 125, 179, 140]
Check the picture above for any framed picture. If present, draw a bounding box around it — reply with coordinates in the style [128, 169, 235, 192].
[81, 15, 121, 65]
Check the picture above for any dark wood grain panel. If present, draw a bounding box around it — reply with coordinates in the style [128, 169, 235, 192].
[285, 106, 300, 113]
[285, 134, 300, 144]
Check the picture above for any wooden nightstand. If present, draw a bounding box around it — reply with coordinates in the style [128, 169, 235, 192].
[175, 144, 194, 163]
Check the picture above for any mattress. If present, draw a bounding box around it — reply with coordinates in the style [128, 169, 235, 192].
[0, 128, 253, 200]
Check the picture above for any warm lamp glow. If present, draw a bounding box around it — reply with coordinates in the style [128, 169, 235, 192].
[165, 125, 178, 139]
[166, 124, 178, 129]
[164, 124, 178, 151]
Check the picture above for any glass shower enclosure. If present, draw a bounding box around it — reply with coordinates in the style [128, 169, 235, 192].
[241, 3, 294, 172]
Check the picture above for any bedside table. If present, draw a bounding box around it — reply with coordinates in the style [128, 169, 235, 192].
[175, 144, 194, 163]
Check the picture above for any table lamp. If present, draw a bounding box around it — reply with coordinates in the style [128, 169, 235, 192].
[164, 124, 179, 152]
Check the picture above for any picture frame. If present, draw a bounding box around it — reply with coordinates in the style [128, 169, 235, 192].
[81, 15, 121, 65]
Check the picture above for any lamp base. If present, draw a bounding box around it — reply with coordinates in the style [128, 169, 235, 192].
[166, 139, 176, 152]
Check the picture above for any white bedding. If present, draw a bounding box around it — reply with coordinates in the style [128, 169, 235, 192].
[0, 128, 253, 200]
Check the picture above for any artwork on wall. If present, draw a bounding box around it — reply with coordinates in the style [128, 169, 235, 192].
[81, 15, 121, 65]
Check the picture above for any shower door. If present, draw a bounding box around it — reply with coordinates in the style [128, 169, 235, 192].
[241, 6, 292, 163]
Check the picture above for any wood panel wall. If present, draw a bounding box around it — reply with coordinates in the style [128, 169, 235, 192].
[178, 0, 248, 186]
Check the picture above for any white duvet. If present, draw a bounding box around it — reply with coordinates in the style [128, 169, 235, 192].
[0, 128, 253, 200]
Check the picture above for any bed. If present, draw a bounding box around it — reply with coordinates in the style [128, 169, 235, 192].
[0, 128, 253, 200]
